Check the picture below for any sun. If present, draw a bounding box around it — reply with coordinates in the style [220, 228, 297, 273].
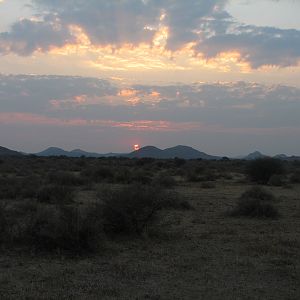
[133, 144, 140, 151]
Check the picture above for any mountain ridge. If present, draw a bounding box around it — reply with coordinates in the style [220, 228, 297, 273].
[0, 146, 24, 157]
[126, 145, 220, 160]
[1, 145, 299, 160]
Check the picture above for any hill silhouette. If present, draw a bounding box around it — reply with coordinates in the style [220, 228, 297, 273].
[126, 145, 220, 160]
[36, 147, 123, 158]
[0, 146, 24, 157]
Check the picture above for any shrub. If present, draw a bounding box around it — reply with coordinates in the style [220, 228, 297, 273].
[231, 187, 279, 219]
[201, 182, 215, 189]
[27, 204, 103, 253]
[185, 169, 201, 182]
[0, 203, 8, 244]
[268, 174, 285, 186]
[130, 170, 152, 184]
[152, 173, 177, 188]
[93, 167, 115, 182]
[101, 184, 169, 235]
[290, 171, 300, 184]
[246, 158, 284, 184]
[37, 185, 73, 204]
[48, 171, 85, 186]
[113, 168, 131, 184]
[240, 186, 275, 202]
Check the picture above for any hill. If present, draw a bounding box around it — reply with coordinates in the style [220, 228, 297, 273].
[126, 146, 164, 159]
[35, 147, 123, 158]
[0, 146, 24, 157]
[126, 145, 219, 160]
[243, 151, 267, 160]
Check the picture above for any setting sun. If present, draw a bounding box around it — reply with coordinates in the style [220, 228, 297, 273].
[134, 144, 140, 151]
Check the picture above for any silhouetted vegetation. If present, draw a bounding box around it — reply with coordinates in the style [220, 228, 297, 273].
[231, 187, 279, 218]
[246, 158, 285, 184]
[101, 184, 172, 235]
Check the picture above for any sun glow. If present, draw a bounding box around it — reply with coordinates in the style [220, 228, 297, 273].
[134, 144, 140, 151]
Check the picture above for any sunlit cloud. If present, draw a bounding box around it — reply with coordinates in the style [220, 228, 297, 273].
[1, 0, 300, 71]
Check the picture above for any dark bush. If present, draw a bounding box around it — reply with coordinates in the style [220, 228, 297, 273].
[268, 174, 285, 186]
[101, 184, 169, 235]
[173, 158, 186, 167]
[130, 170, 152, 184]
[231, 187, 279, 219]
[37, 185, 73, 204]
[113, 168, 131, 184]
[201, 182, 215, 189]
[246, 158, 284, 184]
[94, 167, 115, 182]
[0, 176, 41, 200]
[152, 173, 177, 188]
[0, 203, 8, 244]
[27, 204, 103, 253]
[240, 186, 275, 202]
[48, 171, 85, 186]
[290, 171, 300, 184]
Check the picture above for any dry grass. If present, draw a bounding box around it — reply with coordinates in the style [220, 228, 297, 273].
[0, 158, 299, 299]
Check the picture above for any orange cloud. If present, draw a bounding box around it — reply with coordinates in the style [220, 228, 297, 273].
[118, 89, 138, 97]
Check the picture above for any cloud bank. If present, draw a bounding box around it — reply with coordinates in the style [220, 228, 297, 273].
[0, 0, 300, 68]
[1, 74, 300, 129]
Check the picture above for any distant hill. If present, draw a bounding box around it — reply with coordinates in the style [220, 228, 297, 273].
[243, 151, 267, 160]
[0, 146, 24, 157]
[35, 147, 124, 158]
[163, 145, 219, 160]
[36, 147, 73, 157]
[126, 145, 220, 160]
[126, 146, 164, 159]
[274, 154, 288, 160]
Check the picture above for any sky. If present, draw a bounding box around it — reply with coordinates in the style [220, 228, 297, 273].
[0, 0, 300, 156]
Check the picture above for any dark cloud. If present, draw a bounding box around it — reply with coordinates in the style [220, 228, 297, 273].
[0, 17, 75, 55]
[0, 0, 299, 67]
[198, 25, 300, 68]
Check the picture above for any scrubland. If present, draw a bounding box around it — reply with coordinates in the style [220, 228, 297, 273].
[0, 156, 299, 299]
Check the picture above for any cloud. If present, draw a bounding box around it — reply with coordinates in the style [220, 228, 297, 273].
[1, 0, 299, 68]
[198, 25, 300, 68]
[1, 74, 300, 129]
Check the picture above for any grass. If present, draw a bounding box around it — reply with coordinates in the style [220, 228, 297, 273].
[0, 157, 299, 299]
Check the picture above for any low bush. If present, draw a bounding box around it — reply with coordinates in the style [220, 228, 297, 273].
[48, 171, 85, 186]
[246, 158, 284, 184]
[0, 176, 41, 200]
[201, 182, 215, 189]
[81, 165, 115, 183]
[101, 184, 170, 235]
[152, 173, 177, 188]
[0, 203, 8, 245]
[27, 204, 104, 253]
[231, 187, 279, 219]
[130, 170, 152, 184]
[268, 174, 285, 186]
[290, 171, 300, 184]
[36, 185, 73, 204]
[240, 186, 275, 202]
[113, 168, 131, 184]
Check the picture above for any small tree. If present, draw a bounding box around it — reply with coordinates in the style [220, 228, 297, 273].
[246, 158, 284, 184]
